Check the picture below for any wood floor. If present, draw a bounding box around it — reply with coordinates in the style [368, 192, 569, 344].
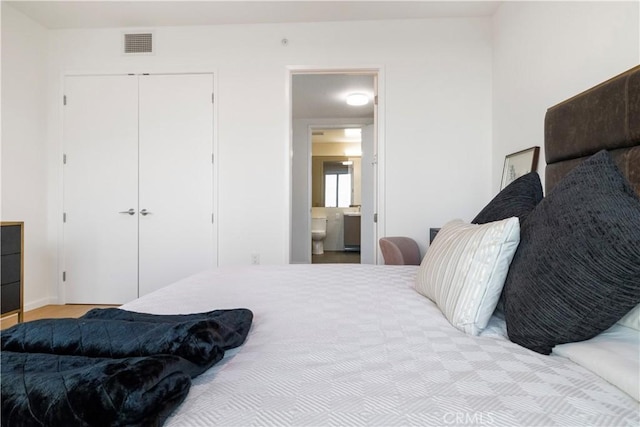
[312, 250, 361, 264]
[0, 304, 118, 330]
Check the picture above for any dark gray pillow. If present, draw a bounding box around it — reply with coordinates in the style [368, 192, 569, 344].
[503, 150, 640, 355]
[472, 172, 543, 225]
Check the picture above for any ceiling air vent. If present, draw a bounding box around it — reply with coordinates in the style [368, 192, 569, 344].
[123, 32, 153, 54]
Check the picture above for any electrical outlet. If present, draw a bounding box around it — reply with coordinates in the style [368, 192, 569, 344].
[251, 253, 260, 265]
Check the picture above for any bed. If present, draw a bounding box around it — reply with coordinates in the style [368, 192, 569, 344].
[123, 263, 639, 426]
[3, 66, 640, 426]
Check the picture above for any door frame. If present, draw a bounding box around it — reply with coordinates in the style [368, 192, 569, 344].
[287, 67, 385, 264]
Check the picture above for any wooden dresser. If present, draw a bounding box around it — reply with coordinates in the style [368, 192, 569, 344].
[1, 222, 24, 322]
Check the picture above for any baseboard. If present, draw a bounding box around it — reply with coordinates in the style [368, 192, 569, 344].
[24, 297, 58, 312]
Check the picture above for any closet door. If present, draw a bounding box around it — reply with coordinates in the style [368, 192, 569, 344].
[63, 75, 139, 304]
[138, 74, 215, 296]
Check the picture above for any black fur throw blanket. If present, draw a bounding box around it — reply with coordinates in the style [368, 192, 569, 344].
[1, 308, 253, 427]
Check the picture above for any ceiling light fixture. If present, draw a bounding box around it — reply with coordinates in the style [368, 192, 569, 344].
[346, 93, 369, 106]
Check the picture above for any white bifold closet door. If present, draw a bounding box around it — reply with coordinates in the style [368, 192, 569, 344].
[63, 74, 214, 304]
[137, 74, 214, 297]
[63, 75, 139, 303]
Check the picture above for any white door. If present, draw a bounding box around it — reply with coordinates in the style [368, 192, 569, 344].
[360, 124, 376, 264]
[138, 74, 215, 296]
[64, 73, 215, 303]
[63, 75, 139, 303]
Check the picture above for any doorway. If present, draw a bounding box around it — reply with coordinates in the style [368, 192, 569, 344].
[310, 126, 363, 264]
[290, 71, 378, 264]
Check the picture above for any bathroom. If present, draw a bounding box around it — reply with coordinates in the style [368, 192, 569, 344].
[311, 128, 362, 263]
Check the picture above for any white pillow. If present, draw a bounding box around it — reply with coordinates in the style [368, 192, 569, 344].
[618, 303, 640, 331]
[415, 218, 520, 335]
[554, 323, 639, 401]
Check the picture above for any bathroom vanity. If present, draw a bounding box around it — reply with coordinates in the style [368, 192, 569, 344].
[343, 213, 361, 252]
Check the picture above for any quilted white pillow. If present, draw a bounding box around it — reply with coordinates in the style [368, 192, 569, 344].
[415, 218, 520, 335]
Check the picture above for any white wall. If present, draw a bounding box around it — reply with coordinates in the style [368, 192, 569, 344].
[492, 1, 640, 193]
[381, 21, 492, 248]
[1, 5, 54, 310]
[46, 17, 493, 274]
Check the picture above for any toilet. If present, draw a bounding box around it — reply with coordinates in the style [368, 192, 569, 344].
[311, 217, 327, 255]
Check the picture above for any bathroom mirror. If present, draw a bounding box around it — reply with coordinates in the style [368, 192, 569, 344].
[311, 127, 362, 208]
[311, 156, 361, 207]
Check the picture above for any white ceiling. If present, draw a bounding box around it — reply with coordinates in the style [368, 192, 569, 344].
[293, 74, 375, 120]
[5, 0, 501, 122]
[7, 1, 501, 30]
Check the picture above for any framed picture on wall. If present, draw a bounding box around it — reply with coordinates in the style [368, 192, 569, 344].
[500, 146, 540, 190]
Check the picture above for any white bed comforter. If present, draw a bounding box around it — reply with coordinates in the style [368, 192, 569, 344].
[122, 264, 639, 426]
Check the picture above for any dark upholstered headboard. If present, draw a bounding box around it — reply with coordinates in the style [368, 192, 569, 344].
[544, 65, 640, 195]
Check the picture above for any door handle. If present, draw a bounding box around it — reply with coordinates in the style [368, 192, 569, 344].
[140, 209, 151, 216]
[119, 209, 135, 215]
